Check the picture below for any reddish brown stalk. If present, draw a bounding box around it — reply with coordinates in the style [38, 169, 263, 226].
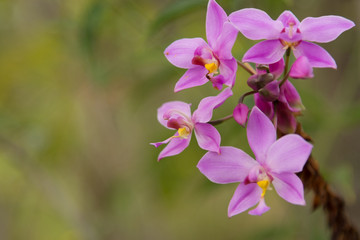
[295, 124, 359, 240]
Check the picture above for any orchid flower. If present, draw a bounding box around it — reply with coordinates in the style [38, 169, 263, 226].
[197, 107, 313, 216]
[164, 0, 238, 92]
[229, 9, 355, 68]
[151, 88, 232, 160]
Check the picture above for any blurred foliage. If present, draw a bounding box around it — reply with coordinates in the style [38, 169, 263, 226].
[0, 0, 358, 239]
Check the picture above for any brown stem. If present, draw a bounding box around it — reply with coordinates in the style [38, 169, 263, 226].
[294, 123, 359, 240]
[237, 60, 257, 75]
[208, 114, 233, 126]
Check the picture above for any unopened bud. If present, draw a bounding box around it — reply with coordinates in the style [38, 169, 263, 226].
[247, 73, 275, 91]
[233, 103, 249, 127]
[258, 81, 280, 102]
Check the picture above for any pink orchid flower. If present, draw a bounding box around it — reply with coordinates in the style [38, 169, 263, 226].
[151, 88, 232, 160]
[197, 107, 313, 216]
[229, 9, 355, 68]
[164, 0, 238, 92]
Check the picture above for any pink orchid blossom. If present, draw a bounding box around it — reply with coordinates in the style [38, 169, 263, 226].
[229, 9, 355, 68]
[197, 107, 313, 216]
[151, 88, 232, 160]
[164, 0, 238, 92]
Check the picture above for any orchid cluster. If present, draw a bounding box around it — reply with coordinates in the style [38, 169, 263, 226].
[152, 0, 354, 217]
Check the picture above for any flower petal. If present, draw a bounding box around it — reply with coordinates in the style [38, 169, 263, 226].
[158, 136, 191, 161]
[280, 81, 305, 112]
[229, 8, 283, 40]
[247, 106, 276, 164]
[248, 197, 271, 216]
[289, 56, 314, 79]
[192, 88, 233, 123]
[277, 10, 300, 27]
[269, 58, 284, 79]
[194, 123, 221, 153]
[150, 136, 173, 148]
[228, 183, 262, 217]
[164, 38, 208, 69]
[174, 67, 209, 92]
[272, 172, 306, 205]
[157, 101, 192, 129]
[300, 16, 355, 43]
[197, 146, 258, 184]
[293, 41, 336, 69]
[213, 22, 238, 60]
[206, 0, 228, 48]
[218, 58, 237, 87]
[266, 134, 312, 173]
[243, 40, 286, 64]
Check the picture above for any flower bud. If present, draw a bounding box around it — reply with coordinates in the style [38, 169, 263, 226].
[233, 103, 249, 127]
[258, 81, 280, 102]
[247, 73, 275, 91]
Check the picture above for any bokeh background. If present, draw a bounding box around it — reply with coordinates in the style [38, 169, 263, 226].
[0, 0, 359, 239]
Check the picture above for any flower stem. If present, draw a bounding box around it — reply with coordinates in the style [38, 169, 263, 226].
[237, 60, 256, 75]
[239, 90, 257, 103]
[208, 114, 233, 126]
[280, 48, 292, 86]
[293, 124, 360, 240]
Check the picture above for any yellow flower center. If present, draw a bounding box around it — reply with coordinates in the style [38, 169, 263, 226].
[257, 180, 270, 197]
[280, 39, 300, 50]
[205, 62, 218, 74]
[177, 127, 191, 139]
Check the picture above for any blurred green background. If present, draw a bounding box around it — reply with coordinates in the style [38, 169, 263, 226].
[0, 0, 358, 239]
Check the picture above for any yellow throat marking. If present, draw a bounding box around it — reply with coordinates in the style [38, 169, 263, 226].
[177, 127, 191, 139]
[257, 180, 270, 197]
[205, 62, 218, 74]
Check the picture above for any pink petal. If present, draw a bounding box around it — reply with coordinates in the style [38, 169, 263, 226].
[192, 88, 233, 123]
[197, 146, 258, 184]
[269, 58, 284, 79]
[277, 10, 300, 27]
[280, 81, 304, 112]
[254, 94, 274, 119]
[206, 0, 228, 48]
[228, 183, 262, 217]
[272, 172, 306, 205]
[233, 103, 249, 127]
[218, 58, 237, 87]
[164, 38, 208, 69]
[265, 134, 312, 173]
[174, 67, 209, 92]
[213, 22, 238, 60]
[229, 8, 283, 40]
[157, 101, 192, 129]
[194, 123, 221, 153]
[289, 56, 314, 79]
[293, 41, 336, 69]
[158, 136, 191, 161]
[300, 16, 355, 43]
[150, 136, 173, 148]
[247, 107, 276, 164]
[243, 40, 286, 64]
[248, 197, 271, 216]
